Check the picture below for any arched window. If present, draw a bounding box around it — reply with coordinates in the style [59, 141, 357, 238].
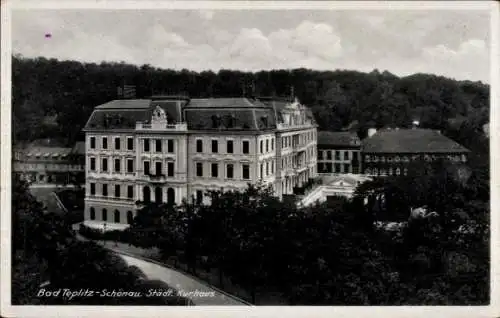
[127, 211, 134, 224]
[461, 154, 467, 162]
[114, 210, 120, 223]
[167, 187, 175, 204]
[102, 208, 108, 221]
[155, 187, 163, 203]
[403, 168, 408, 176]
[388, 167, 393, 176]
[90, 207, 95, 220]
[395, 156, 400, 162]
[143, 186, 151, 202]
[396, 168, 401, 176]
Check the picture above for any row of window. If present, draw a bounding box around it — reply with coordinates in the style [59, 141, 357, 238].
[90, 136, 135, 151]
[365, 167, 408, 176]
[195, 162, 250, 180]
[89, 136, 176, 153]
[364, 154, 466, 163]
[318, 150, 357, 161]
[89, 207, 134, 224]
[196, 139, 249, 154]
[259, 138, 275, 154]
[16, 163, 83, 170]
[142, 161, 175, 176]
[281, 131, 316, 149]
[259, 160, 275, 179]
[318, 162, 356, 174]
[89, 183, 135, 198]
[89, 157, 136, 173]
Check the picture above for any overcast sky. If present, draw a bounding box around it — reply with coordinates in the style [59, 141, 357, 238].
[11, 9, 491, 82]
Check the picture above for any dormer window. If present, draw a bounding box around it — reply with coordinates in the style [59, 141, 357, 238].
[211, 115, 221, 128]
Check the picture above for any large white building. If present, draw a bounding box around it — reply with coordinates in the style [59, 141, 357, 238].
[82, 96, 318, 228]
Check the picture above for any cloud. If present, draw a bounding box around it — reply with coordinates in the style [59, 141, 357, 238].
[11, 10, 490, 82]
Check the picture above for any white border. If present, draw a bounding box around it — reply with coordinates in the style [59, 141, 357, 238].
[1, 1, 499, 318]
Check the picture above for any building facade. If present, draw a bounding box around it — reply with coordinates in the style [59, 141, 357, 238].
[361, 128, 470, 176]
[316, 131, 361, 175]
[13, 139, 85, 186]
[82, 96, 318, 228]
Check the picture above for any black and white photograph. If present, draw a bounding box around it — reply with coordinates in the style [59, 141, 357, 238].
[1, 1, 498, 317]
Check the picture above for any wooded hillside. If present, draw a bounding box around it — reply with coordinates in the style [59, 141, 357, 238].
[12, 55, 489, 152]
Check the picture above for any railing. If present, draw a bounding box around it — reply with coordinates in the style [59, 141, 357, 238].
[136, 122, 188, 131]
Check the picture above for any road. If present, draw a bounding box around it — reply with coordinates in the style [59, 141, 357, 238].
[119, 254, 248, 306]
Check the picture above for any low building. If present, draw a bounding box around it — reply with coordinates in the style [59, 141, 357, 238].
[299, 174, 372, 206]
[316, 131, 362, 175]
[13, 139, 85, 187]
[361, 128, 470, 176]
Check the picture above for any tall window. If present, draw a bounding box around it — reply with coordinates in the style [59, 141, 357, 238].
[115, 184, 120, 197]
[271, 138, 274, 151]
[90, 207, 95, 220]
[144, 139, 150, 152]
[211, 163, 218, 178]
[335, 151, 340, 160]
[260, 164, 263, 179]
[271, 161, 274, 174]
[102, 137, 108, 150]
[226, 164, 234, 179]
[266, 140, 269, 152]
[260, 140, 264, 154]
[114, 210, 120, 223]
[344, 164, 350, 173]
[167, 139, 174, 153]
[167, 188, 175, 204]
[127, 137, 134, 150]
[156, 139, 162, 152]
[115, 137, 120, 150]
[196, 139, 203, 153]
[196, 163, 203, 177]
[102, 184, 108, 196]
[344, 151, 349, 160]
[242, 164, 250, 180]
[143, 186, 151, 202]
[266, 162, 269, 176]
[327, 151, 332, 160]
[227, 140, 234, 154]
[143, 161, 150, 175]
[102, 208, 108, 221]
[114, 159, 121, 172]
[102, 158, 108, 172]
[127, 185, 134, 199]
[90, 158, 96, 171]
[90, 137, 96, 149]
[155, 162, 162, 176]
[127, 159, 134, 173]
[90, 183, 96, 195]
[167, 162, 174, 177]
[242, 141, 249, 154]
[155, 187, 163, 203]
[211, 140, 218, 153]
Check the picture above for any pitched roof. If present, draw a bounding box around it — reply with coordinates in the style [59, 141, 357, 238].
[95, 99, 151, 109]
[318, 131, 360, 147]
[185, 98, 267, 109]
[362, 129, 470, 153]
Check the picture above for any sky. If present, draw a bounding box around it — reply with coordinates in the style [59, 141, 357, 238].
[11, 8, 491, 82]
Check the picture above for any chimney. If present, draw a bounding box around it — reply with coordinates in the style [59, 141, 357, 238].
[367, 128, 377, 138]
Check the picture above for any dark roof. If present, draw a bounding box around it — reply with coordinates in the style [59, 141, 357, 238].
[184, 98, 268, 109]
[318, 131, 360, 147]
[95, 99, 151, 109]
[362, 129, 470, 153]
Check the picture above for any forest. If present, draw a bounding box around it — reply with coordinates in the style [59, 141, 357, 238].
[12, 55, 489, 153]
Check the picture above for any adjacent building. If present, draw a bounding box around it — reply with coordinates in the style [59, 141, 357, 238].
[316, 131, 362, 175]
[361, 128, 470, 176]
[13, 139, 85, 186]
[82, 96, 318, 228]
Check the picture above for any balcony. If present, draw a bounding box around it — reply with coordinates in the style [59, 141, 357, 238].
[144, 173, 167, 183]
[135, 121, 188, 131]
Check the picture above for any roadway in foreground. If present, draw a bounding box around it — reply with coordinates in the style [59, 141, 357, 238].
[119, 254, 248, 306]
